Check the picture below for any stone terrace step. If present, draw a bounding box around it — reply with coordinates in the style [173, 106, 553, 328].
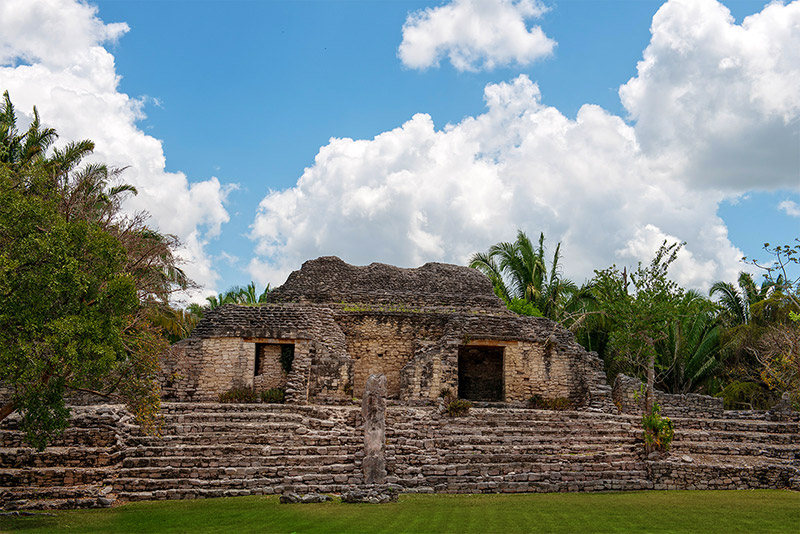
[114, 474, 362, 493]
[0, 467, 115, 487]
[0, 428, 118, 449]
[670, 417, 800, 434]
[670, 441, 800, 460]
[389, 424, 638, 438]
[128, 444, 359, 458]
[673, 429, 797, 445]
[0, 484, 108, 502]
[427, 450, 639, 466]
[117, 463, 357, 482]
[122, 453, 354, 469]
[126, 432, 362, 447]
[393, 462, 646, 480]
[0, 447, 119, 469]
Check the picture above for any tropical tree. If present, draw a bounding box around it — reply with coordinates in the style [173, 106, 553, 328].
[710, 272, 774, 327]
[0, 92, 187, 449]
[593, 241, 685, 412]
[655, 292, 722, 394]
[205, 282, 271, 310]
[470, 230, 585, 321]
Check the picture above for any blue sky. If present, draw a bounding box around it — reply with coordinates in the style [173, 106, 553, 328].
[1, 0, 798, 299]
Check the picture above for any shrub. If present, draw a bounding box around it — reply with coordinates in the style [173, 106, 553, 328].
[440, 388, 471, 417]
[528, 394, 573, 410]
[446, 399, 472, 417]
[260, 388, 285, 404]
[218, 387, 257, 403]
[642, 403, 674, 453]
[719, 380, 777, 410]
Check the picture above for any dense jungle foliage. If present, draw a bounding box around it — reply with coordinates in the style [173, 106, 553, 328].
[471, 230, 800, 411]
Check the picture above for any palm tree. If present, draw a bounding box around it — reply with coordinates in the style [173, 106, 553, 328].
[709, 272, 774, 327]
[470, 230, 581, 321]
[205, 282, 271, 309]
[655, 291, 721, 394]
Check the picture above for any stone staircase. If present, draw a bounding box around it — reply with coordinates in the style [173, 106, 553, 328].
[0, 406, 126, 510]
[385, 408, 650, 493]
[1, 403, 798, 509]
[648, 414, 800, 490]
[114, 403, 363, 501]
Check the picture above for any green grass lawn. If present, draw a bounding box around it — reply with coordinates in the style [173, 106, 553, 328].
[1, 490, 798, 534]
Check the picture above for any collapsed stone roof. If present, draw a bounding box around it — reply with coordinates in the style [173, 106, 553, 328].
[266, 256, 504, 310]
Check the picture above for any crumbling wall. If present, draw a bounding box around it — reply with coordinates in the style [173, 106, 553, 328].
[267, 256, 506, 311]
[612, 374, 723, 418]
[400, 341, 458, 402]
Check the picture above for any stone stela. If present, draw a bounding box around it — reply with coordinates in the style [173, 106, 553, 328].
[361, 374, 387, 485]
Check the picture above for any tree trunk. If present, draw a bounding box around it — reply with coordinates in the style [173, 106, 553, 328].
[646, 350, 655, 414]
[0, 400, 16, 422]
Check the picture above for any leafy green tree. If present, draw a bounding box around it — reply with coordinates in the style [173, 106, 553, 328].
[593, 241, 685, 412]
[0, 92, 185, 449]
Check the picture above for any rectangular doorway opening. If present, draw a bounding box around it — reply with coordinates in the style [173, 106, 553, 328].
[457, 345, 504, 402]
[254, 343, 294, 379]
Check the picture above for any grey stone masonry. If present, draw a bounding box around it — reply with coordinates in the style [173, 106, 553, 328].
[613, 374, 724, 418]
[163, 256, 616, 409]
[266, 256, 505, 310]
[2, 402, 798, 509]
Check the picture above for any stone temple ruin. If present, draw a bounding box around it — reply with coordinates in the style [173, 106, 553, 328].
[161, 256, 613, 409]
[0, 257, 798, 509]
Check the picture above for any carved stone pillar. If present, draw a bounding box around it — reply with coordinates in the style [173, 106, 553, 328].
[362, 374, 387, 484]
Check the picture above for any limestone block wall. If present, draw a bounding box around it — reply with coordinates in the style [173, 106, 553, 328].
[501, 341, 577, 402]
[400, 341, 459, 402]
[398, 314, 614, 409]
[308, 339, 353, 403]
[195, 337, 255, 397]
[334, 313, 448, 398]
[612, 374, 724, 418]
[159, 339, 204, 401]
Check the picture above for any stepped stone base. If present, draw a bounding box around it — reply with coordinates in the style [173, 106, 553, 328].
[1, 402, 798, 509]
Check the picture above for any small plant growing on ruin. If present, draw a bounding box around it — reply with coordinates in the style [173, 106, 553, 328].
[642, 403, 674, 453]
[261, 388, 285, 404]
[218, 387, 257, 403]
[445, 398, 472, 417]
[343, 383, 353, 397]
[440, 388, 471, 416]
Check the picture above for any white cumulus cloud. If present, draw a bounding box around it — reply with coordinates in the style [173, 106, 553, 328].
[252, 0, 800, 291]
[249, 75, 743, 292]
[619, 0, 800, 190]
[779, 200, 800, 217]
[398, 0, 556, 71]
[0, 0, 231, 300]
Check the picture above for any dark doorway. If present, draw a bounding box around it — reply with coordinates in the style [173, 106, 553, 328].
[458, 346, 504, 401]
